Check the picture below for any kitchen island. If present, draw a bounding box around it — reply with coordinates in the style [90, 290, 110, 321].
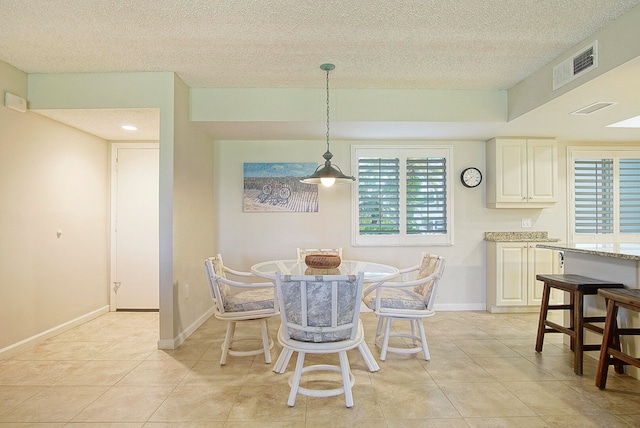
[536, 243, 640, 378]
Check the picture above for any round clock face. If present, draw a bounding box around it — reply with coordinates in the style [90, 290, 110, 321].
[461, 167, 482, 188]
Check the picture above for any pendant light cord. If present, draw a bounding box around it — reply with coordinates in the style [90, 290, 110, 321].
[325, 67, 331, 153]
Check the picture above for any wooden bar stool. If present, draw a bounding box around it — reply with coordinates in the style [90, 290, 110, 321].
[535, 274, 624, 375]
[595, 288, 640, 389]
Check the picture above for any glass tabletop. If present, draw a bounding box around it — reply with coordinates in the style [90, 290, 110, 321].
[251, 259, 399, 282]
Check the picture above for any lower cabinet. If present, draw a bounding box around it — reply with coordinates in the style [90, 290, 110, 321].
[487, 241, 562, 313]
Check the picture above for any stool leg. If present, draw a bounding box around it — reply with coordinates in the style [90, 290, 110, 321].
[574, 291, 585, 375]
[535, 282, 551, 352]
[596, 298, 619, 389]
[569, 292, 575, 351]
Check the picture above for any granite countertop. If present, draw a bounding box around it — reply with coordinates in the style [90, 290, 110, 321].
[484, 232, 561, 242]
[536, 243, 640, 261]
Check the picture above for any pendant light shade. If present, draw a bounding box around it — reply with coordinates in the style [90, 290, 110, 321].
[300, 63, 355, 187]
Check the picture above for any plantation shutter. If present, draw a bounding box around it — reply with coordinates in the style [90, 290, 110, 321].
[406, 157, 447, 234]
[619, 158, 640, 234]
[358, 158, 400, 235]
[574, 158, 614, 234]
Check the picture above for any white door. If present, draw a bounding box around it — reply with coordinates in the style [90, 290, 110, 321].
[111, 144, 159, 310]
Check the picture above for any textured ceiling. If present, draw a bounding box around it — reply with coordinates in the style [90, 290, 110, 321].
[1, 1, 640, 142]
[1, 0, 639, 90]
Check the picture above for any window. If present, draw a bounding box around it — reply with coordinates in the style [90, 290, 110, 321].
[569, 148, 640, 244]
[351, 145, 452, 246]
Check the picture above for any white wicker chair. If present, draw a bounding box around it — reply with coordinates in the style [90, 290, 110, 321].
[296, 247, 343, 262]
[362, 253, 446, 361]
[275, 272, 365, 408]
[204, 255, 278, 365]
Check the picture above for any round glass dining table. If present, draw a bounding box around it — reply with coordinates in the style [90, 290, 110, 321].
[251, 259, 399, 374]
[251, 259, 399, 282]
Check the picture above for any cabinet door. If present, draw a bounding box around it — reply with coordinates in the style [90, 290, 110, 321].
[495, 139, 527, 204]
[496, 243, 528, 306]
[528, 245, 556, 305]
[527, 140, 558, 203]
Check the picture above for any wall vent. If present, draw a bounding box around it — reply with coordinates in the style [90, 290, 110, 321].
[553, 40, 598, 91]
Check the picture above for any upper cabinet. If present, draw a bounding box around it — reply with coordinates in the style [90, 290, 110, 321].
[486, 138, 558, 208]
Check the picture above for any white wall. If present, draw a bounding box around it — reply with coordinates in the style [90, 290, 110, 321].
[214, 138, 568, 310]
[170, 74, 216, 343]
[0, 60, 109, 355]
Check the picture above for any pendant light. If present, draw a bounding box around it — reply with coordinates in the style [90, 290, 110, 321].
[300, 63, 355, 187]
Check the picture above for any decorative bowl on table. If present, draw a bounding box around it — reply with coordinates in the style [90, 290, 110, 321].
[304, 253, 341, 269]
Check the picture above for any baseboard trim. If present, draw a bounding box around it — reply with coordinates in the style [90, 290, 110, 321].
[157, 306, 215, 350]
[0, 305, 110, 360]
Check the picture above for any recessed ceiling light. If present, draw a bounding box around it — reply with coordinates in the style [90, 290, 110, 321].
[121, 125, 138, 131]
[607, 115, 640, 128]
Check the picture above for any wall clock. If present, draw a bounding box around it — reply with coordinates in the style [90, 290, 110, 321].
[460, 167, 482, 188]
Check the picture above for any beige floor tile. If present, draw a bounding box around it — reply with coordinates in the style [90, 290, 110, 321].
[503, 380, 610, 415]
[453, 339, 522, 358]
[0, 360, 87, 385]
[2, 310, 640, 425]
[464, 416, 551, 427]
[439, 382, 536, 418]
[116, 359, 195, 386]
[226, 383, 305, 422]
[385, 419, 470, 428]
[65, 424, 144, 428]
[423, 356, 495, 384]
[149, 384, 240, 422]
[374, 381, 461, 420]
[0, 385, 44, 413]
[224, 422, 306, 428]
[0, 385, 108, 423]
[473, 356, 557, 381]
[55, 360, 141, 386]
[540, 414, 632, 427]
[71, 385, 174, 423]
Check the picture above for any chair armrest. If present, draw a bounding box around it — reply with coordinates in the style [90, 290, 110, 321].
[398, 264, 419, 275]
[362, 280, 386, 297]
[366, 270, 441, 290]
[222, 266, 256, 277]
[214, 275, 274, 289]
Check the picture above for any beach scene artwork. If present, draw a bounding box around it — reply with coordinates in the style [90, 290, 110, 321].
[243, 162, 319, 212]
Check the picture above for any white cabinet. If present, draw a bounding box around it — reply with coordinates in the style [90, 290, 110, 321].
[486, 138, 557, 208]
[486, 241, 562, 313]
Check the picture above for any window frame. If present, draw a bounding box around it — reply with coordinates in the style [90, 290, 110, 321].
[351, 144, 453, 247]
[568, 146, 640, 244]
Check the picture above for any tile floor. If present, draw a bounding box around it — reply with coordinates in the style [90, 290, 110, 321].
[1, 310, 640, 427]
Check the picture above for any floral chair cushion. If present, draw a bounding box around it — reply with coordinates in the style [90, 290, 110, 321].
[224, 288, 275, 312]
[280, 275, 359, 343]
[362, 287, 426, 311]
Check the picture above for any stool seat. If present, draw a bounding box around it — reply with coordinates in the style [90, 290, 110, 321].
[595, 288, 640, 389]
[535, 274, 624, 375]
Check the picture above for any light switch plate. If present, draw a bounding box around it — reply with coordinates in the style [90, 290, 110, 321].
[521, 218, 532, 228]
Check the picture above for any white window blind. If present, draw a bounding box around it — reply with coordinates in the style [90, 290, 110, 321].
[358, 157, 400, 235]
[406, 157, 447, 235]
[620, 159, 640, 234]
[570, 148, 640, 243]
[574, 158, 614, 234]
[352, 145, 452, 246]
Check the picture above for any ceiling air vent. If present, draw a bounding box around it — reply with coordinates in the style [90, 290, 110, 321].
[570, 102, 615, 115]
[553, 40, 598, 91]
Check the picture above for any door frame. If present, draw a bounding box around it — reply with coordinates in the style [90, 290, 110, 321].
[109, 142, 160, 311]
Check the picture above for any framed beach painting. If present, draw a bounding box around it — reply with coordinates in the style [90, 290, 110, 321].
[243, 162, 319, 212]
